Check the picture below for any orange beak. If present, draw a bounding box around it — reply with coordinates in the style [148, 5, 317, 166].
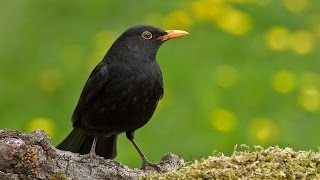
[158, 30, 189, 41]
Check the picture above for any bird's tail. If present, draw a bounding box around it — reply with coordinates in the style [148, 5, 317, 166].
[56, 128, 117, 159]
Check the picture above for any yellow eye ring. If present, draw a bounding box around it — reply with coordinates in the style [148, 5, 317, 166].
[142, 31, 153, 40]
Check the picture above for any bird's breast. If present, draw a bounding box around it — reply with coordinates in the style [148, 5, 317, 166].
[108, 63, 163, 110]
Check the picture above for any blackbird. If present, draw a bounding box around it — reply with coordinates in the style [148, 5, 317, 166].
[57, 25, 188, 169]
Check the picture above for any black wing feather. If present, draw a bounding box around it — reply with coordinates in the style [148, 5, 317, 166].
[72, 62, 109, 125]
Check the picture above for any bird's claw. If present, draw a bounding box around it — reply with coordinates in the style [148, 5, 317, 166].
[79, 153, 98, 162]
[141, 160, 161, 172]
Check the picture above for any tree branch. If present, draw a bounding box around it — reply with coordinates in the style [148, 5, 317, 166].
[0, 129, 183, 179]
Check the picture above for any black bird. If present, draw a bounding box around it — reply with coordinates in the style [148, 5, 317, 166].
[57, 25, 188, 169]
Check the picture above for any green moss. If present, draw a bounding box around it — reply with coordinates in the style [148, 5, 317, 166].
[50, 173, 68, 180]
[143, 146, 320, 179]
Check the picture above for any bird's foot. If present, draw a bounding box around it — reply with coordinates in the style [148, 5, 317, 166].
[80, 152, 99, 175]
[79, 152, 98, 162]
[141, 159, 161, 172]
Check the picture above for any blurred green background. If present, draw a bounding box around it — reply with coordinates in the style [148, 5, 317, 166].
[1, 0, 320, 167]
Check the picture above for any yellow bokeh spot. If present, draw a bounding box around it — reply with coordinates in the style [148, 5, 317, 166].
[216, 8, 252, 36]
[89, 30, 116, 70]
[298, 88, 320, 112]
[289, 30, 315, 55]
[26, 117, 55, 137]
[210, 109, 237, 133]
[265, 26, 290, 51]
[250, 117, 278, 144]
[38, 69, 62, 94]
[214, 64, 238, 88]
[192, 0, 228, 21]
[282, 0, 309, 13]
[191, 0, 252, 35]
[163, 10, 192, 30]
[272, 70, 296, 94]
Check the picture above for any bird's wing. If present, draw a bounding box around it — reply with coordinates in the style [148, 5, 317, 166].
[72, 62, 109, 125]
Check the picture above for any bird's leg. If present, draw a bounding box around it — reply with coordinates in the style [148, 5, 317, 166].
[78, 136, 99, 175]
[80, 135, 98, 161]
[126, 131, 161, 171]
[89, 136, 98, 158]
[87, 136, 98, 176]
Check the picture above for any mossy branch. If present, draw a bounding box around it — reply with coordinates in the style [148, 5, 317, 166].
[0, 129, 319, 179]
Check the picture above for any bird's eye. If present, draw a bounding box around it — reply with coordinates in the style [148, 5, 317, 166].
[142, 31, 153, 40]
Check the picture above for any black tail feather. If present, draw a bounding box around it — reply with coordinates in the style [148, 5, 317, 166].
[57, 128, 117, 159]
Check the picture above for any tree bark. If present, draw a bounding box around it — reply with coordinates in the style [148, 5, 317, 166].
[0, 129, 184, 179]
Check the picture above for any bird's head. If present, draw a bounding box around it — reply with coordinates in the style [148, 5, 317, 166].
[106, 25, 188, 62]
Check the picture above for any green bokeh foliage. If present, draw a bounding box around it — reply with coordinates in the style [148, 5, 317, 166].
[0, 0, 319, 167]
